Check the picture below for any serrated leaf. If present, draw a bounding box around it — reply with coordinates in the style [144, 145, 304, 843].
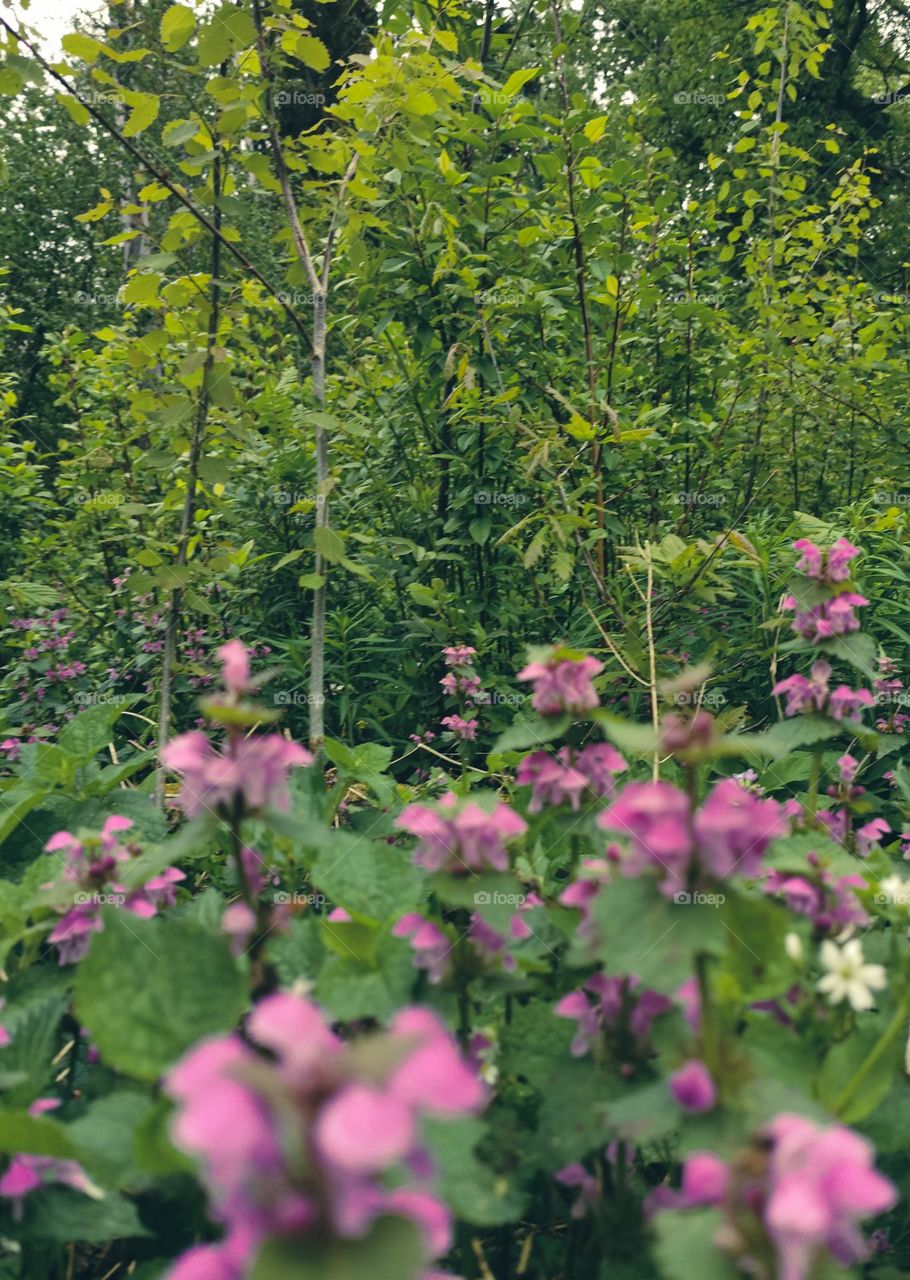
[74, 911, 246, 1080]
[161, 3, 196, 52]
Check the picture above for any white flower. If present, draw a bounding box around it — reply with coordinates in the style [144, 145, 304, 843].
[785, 932, 803, 964]
[879, 874, 910, 908]
[817, 938, 887, 1012]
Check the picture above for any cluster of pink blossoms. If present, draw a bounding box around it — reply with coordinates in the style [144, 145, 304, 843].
[763, 852, 868, 932]
[165, 992, 485, 1280]
[873, 656, 909, 734]
[516, 743, 627, 812]
[555, 974, 672, 1059]
[396, 791, 527, 873]
[781, 539, 867, 643]
[784, 593, 869, 643]
[43, 816, 184, 964]
[649, 1113, 895, 1280]
[392, 913, 452, 984]
[774, 659, 872, 724]
[793, 537, 860, 583]
[0, 1099, 97, 1218]
[437, 645, 480, 742]
[161, 641, 312, 819]
[518, 650, 603, 717]
[469, 892, 544, 972]
[598, 778, 787, 898]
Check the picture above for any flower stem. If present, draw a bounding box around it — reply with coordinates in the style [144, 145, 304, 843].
[833, 990, 910, 1117]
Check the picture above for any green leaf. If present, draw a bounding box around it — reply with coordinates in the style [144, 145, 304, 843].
[56, 701, 129, 763]
[198, 4, 257, 66]
[122, 91, 159, 138]
[751, 714, 843, 757]
[251, 1215, 424, 1280]
[68, 1092, 155, 1189]
[310, 832, 424, 922]
[817, 1009, 899, 1123]
[315, 525, 346, 563]
[58, 91, 91, 125]
[501, 67, 540, 99]
[653, 1208, 740, 1280]
[585, 878, 726, 992]
[0, 779, 50, 845]
[273, 548, 304, 571]
[316, 936, 416, 1021]
[74, 911, 246, 1080]
[161, 3, 196, 52]
[0, 1111, 77, 1159]
[62, 33, 105, 63]
[122, 273, 161, 305]
[281, 31, 331, 72]
[469, 515, 491, 545]
[492, 714, 572, 752]
[23, 1187, 149, 1244]
[424, 1116, 525, 1224]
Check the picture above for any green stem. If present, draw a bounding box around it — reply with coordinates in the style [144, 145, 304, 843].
[833, 991, 910, 1117]
[806, 746, 823, 820]
[696, 952, 717, 1067]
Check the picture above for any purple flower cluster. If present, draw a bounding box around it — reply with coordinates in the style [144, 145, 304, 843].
[555, 973, 672, 1058]
[516, 742, 627, 812]
[43, 816, 184, 963]
[165, 993, 485, 1280]
[774, 659, 872, 723]
[396, 791, 527, 874]
[517, 650, 603, 716]
[649, 1113, 896, 1280]
[597, 778, 787, 897]
[161, 642, 313, 819]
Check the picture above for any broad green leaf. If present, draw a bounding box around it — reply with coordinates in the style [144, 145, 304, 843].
[280, 31, 331, 72]
[252, 1215, 423, 1280]
[315, 525, 345, 563]
[62, 33, 104, 63]
[161, 3, 196, 52]
[122, 91, 159, 138]
[198, 4, 257, 66]
[74, 911, 246, 1080]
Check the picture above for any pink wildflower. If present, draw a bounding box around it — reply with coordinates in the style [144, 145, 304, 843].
[166, 994, 484, 1277]
[161, 732, 312, 818]
[392, 913, 452, 984]
[396, 792, 526, 874]
[440, 714, 478, 741]
[668, 1059, 716, 1113]
[517, 651, 603, 716]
